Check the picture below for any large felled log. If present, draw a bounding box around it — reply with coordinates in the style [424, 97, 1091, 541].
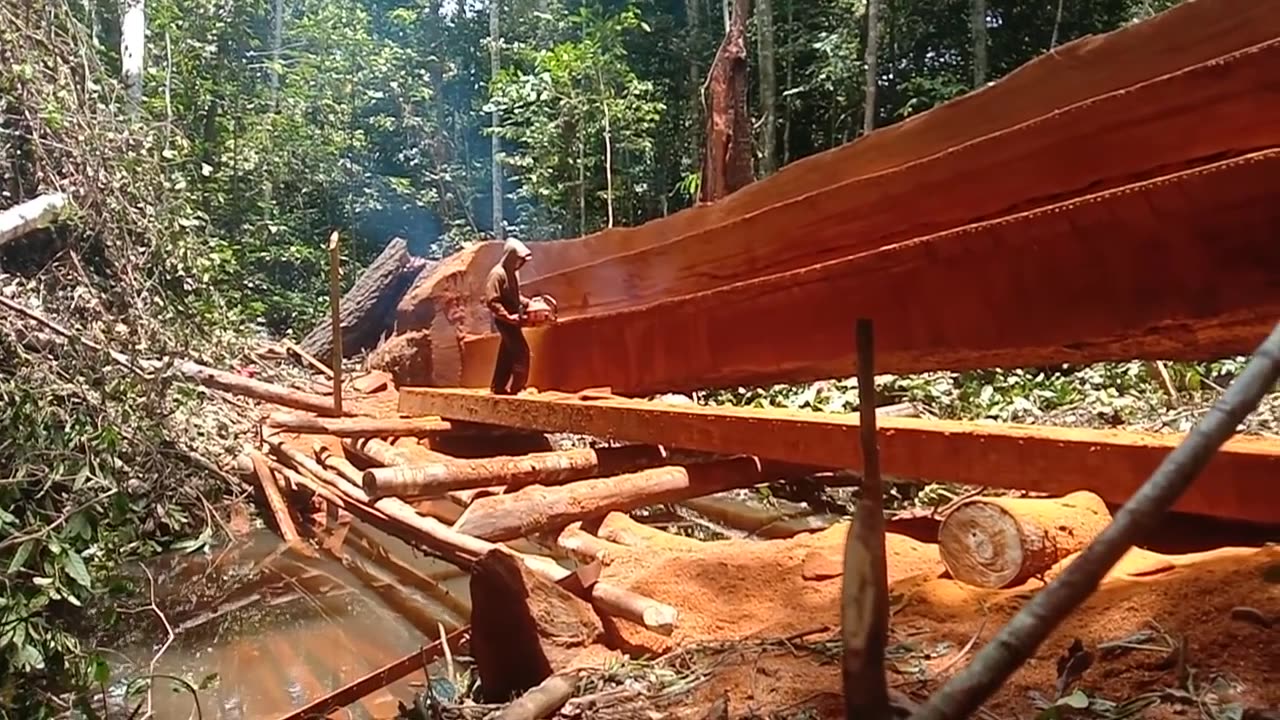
[398, 387, 1280, 525]
[362, 445, 670, 498]
[469, 549, 606, 702]
[389, 2, 1280, 387]
[938, 491, 1113, 589]
[299, 237, 432, 360]
[462, 151, 1280, 393]
[0, 193, 68, 247]
[454, 457, 765, 542]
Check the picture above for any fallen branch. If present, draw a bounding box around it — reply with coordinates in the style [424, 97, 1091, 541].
[0, 192, 68, 247]
[909, 321, 1280, 720]
[494, 671, 581, 720]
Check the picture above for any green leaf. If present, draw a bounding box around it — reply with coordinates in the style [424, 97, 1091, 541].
[1060, 690, 1090, 709]
[7, 541, 34, 574]
[92, 656, 111, 685]
[62, 551, 92, 590]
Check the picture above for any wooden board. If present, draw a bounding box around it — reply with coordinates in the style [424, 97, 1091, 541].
[386, 0, 1280, 388]
[460, 151, 1280, 393]
[397, 387, 1280, 526]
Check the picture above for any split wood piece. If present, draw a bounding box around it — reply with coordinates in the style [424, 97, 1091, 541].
[179, 361, 358, 416]
[247, 450, 301, 544]
[521, 36, 1280, 320]
[397, 387, 1280, 526]
[268, 439, 679, 634]
[938, 490, 1113, 589]
[493, 673, 581, 720]
[280, 338, 334, 378]
[470, 549, 605, 702]
[461, 151, 1280, 396]
[264, 412, 455, 437]
[397, 0, 1280, 386]
[362, 444, 670, 499]
[351, 370, 393, 394]
[0, 192, 67, 247]
[454, 457, 765, 542]
[274, 626, 469, 720]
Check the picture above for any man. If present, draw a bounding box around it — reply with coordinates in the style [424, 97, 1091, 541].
[484, 238, 534, 395]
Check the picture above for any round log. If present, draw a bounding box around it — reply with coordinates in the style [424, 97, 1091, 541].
[938, 490, 1112, 589]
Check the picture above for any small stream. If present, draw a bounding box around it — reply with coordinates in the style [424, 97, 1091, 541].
[103, 491, 832, 719]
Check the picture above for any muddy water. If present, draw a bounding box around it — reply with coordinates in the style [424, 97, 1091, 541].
[106, 491, 826, 719]
[108, 523, 472, 720]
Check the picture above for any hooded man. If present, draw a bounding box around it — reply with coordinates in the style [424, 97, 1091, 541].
[484, 238, 534, 395]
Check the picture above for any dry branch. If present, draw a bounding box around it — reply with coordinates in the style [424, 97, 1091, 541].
[938, 491, 1112, 589]
[494, 673, 581, 720]
[909, 321, 1280, 720]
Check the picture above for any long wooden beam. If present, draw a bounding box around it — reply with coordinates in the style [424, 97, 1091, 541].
[461, 151, 1280, 394]
[398, 387, 1280, 526]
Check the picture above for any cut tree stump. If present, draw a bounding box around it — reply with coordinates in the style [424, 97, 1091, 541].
[938, 490, 1113, 589]
[299, 237, 432, 360]
[469, 549, 607, 702]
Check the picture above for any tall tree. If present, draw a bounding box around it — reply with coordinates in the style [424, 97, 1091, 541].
[756, 0, 778, 174]
[120, 0, 145, 113]
[490, 0, 504, 239]
[699, 0, 753, 203]
[862, 0, 879, 133]
[971, 0, 987, 86]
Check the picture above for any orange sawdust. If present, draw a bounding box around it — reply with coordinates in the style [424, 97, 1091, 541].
[585, 515, 1279, 718]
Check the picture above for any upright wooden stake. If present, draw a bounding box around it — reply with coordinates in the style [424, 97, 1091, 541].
[842, 318, 890, 720]
[327, 230, 343, 415]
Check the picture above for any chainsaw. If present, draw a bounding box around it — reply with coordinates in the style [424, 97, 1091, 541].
[521, 294, 558, 327]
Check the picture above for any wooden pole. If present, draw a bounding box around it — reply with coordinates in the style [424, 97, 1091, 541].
[328, 230, 344, 415]
[842, 318, 891, 720]
[264, 412, 455, 437]
[362, 445, 670, 498]
[247, 449, 301, 544]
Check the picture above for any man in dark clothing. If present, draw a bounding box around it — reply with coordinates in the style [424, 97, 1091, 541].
[484, 239, 534, 395]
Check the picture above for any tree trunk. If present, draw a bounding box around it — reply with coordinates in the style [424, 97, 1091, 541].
[298, 237, 430, 360]
[454, 457, 764, 542]
[489, 0, 504, 240]
[120, 0, 145, 113]
[782, 0, 793, 164]
[0, 193, 68, 247]
[938, 491, 1113, 589]
[699, 0, 754, 203]
[269, 0, 283, 104]
[863, 0, 879, 133]
[598, 69, 615, 228]
[756, 0, 778, 175]
[971, 0, 987, 86]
